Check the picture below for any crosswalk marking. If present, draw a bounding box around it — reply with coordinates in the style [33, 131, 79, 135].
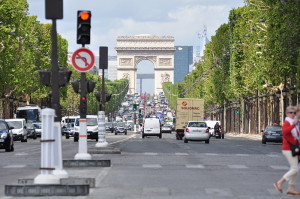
[3, 165, 27, 168]
[228, 165, 248, 169]
[175, 153, 188, 156]
[270, 165, 289, 170]
[186, 164, 205, 169]
[143, 164, 162, 168]
[144, 152, 158, 155]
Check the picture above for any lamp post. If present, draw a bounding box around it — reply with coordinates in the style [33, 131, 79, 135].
[282, 85, 288, 118]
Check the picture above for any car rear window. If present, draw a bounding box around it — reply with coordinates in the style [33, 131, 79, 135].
[266, 126, 282, 131]
[188, 122, 207, 128]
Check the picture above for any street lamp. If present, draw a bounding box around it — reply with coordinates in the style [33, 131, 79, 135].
[276, 89, 281, 98]
[282, 86, 288, 97]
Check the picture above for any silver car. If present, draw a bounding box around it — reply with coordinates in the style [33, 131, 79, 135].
[184, 121, 210, 144]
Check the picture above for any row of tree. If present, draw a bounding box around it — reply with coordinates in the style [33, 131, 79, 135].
[0, 0, 128, 118]
[164, 0, 299, 114]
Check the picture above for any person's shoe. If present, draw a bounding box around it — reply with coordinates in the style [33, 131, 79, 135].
[274, 182, 282, 193]
[287, 191, 300, 195]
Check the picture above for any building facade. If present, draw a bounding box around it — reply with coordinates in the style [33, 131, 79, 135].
[174, 46, 193, 83]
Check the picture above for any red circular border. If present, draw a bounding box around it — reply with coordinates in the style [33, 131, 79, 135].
[71, 48, 95, 72]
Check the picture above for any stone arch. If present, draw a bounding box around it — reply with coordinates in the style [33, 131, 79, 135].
[116, 34, 175, 94]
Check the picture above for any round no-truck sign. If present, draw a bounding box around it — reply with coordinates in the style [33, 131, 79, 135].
[71, 48, 95, 72]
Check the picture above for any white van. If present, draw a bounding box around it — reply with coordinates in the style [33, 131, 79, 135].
[142, 118, 162, 139]
[74, 115, 98, 142]
[5, 119, 27, 142]
[61, 116, 79, 128]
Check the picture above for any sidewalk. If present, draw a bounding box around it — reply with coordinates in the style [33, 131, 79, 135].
[226, 132, 262, 140]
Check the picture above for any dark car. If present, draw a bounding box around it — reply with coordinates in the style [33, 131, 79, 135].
[26, 123, 37, 139]
[0, 120, 14, 152]
[64, 123, 75, 139]
[262, 125, 282, 144]
[115, 122, 127, 135]
[105, 122, 114, 133]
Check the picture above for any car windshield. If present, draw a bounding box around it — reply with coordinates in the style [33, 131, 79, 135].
[33, 123, 41, 129]
[0, 122, 7, 130]
[163, 124, 170, 127]
[117, 123, 125, 127]
[87, 118, 97, 126]
[188, 122, 207, 127]
[266, 126, 282, 131]
[7, 121, 22, 129]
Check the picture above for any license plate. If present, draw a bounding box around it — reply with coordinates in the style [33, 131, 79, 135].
[0, 139, 4, 142]
[272, 134, 279, 136]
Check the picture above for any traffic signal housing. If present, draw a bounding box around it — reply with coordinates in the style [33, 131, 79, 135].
[77, 10, 91, 45]
[71, 80, 80, 94]
[133, 104, 137, 111]
[80, 96, 87, 116]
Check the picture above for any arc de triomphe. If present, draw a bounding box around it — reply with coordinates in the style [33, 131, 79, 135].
[115, 34, 175, 94]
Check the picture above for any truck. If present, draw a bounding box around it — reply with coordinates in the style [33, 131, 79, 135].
[175, 98, 204, 140]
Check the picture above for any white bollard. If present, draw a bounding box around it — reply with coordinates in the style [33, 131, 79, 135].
[74, 118, 92, 160]
[95, 111, 108, 147]
[34, 108, 60, 184]
[52, 121, 68, 178]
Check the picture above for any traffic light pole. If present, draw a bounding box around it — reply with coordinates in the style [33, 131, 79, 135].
[101, 68, 105, 111]
[74, 46, 92, 160]
[49, 19, 68, 179]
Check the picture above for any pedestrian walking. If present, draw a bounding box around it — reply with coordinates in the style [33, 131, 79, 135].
[274, 106, 300, 195]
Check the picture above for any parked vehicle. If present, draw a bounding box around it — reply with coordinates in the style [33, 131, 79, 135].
[26, 123, 37, 139]
[142, 118, 162, 139]
[184, 121, 210, 144]
[115, 122, 127, 135]
[262, 125, 282, 144]
[74, 115, 98, 142]
[64, 123, 75, 139]
[5, 119, 27, 142]
[161, 124, 172, 133]
[0, 120, 14, 152]
[105, 122, 114, 133]
[175, 98, 204, 140]
[33, 123, 42, 137]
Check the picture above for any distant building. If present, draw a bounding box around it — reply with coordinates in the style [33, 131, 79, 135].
[108, 56, 117, 81]
[193, 26, 209, 69]
[174, 46, 193, 83]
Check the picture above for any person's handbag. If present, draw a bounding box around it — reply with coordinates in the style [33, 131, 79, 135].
[286, 138, 300, 156]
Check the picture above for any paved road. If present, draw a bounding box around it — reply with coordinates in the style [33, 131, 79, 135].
[0, 132, 294, 199]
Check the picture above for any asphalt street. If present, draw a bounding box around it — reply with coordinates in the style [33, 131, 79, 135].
[0, 132, 295, 199]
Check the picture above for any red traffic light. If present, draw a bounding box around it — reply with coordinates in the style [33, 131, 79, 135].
[81, 96, 86, 101]
[80, 12, 90, 20]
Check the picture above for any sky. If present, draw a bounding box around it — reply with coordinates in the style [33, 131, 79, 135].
[26, 0, 245, 55]
[26, 0, 245, 94]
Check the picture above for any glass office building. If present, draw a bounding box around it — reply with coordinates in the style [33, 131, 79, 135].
[174, 46, 193, 83]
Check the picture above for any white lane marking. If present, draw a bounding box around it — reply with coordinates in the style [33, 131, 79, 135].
[144, 152, 158, 156]
[175, 153, 188, 156]
[205, 188, 233, 197]
[228, 165, 248, 169]
[143, 164, 162, 168]
[3, 165, 27, 168]
[270, 165, 289, 170]
[235, 154, 250, 157]
[109, 134, 136, 145]
[267, 154, 280, 158]
[186, 164, 205, 169]
[204, 153, 219, 156]
[89, 167, 111, 195]
[15, 152, 28, 156]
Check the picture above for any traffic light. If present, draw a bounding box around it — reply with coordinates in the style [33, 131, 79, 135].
[133, 104, 137, 111]
[39, 70, 51, 86]
[106, 93, 112, 102]
[87, 80, 96, 93]
[71, 80, 80, 93]
[80, 96, 87, 116]
[77, 10, 91, 45]
[59, 71, 72, 87]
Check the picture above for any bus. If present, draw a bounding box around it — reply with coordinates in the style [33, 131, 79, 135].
[16, 105, 41, 124]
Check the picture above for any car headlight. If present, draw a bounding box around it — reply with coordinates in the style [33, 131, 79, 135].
[1, 133, 8, 139]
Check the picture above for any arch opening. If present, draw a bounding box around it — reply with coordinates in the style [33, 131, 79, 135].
[136, 60, 155, 94]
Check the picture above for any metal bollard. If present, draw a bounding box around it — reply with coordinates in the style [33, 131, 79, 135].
[74, 118, 92, 160]
[95, 111, 108, 147]
[34, 108, 60, 184]
[52, 122, 68, 178]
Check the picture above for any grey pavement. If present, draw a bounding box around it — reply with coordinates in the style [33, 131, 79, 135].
[0, 132, 296, 199]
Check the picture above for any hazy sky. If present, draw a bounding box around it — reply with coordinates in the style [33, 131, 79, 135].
[26, 0, 245, 55]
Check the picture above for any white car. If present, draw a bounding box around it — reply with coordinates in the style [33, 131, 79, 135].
[184, 121, 210, 144]
[5, 119, 27, 142]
